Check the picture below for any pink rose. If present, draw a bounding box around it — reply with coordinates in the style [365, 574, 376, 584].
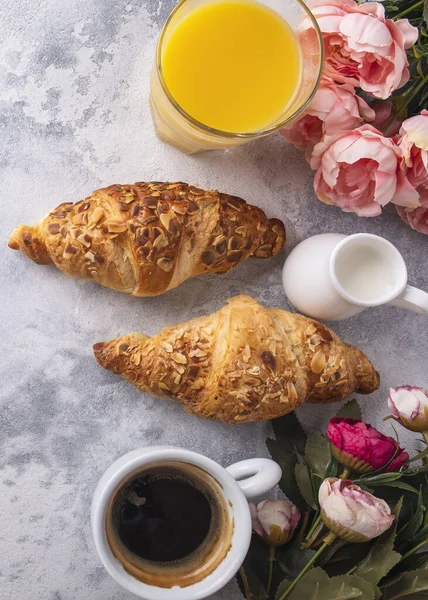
[319, 478, 395, 542]
[327, 417, 409, 473]
[371, 100, 402, 137]
[310, 124, 419, 216]
[304, 0, 418, 98]
[389, 386, 428, 432]
[281, 78, 374, 158]
[250, 499, 300, 546]
[396, 110, 428, 234]
[396, 204, 428, 235]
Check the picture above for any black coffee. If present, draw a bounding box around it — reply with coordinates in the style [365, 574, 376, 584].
[106, 461, 232, 588]
[116, 469, 213, 563]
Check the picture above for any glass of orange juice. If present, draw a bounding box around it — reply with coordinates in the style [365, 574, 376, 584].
[150, 0, 323, 154]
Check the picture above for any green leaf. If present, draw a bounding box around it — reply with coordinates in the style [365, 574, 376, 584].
[354, 473, 403, 486]
[295, 463, 316, 508]
[424, 0, 428, 27]
[325, 455, 339, 478]
[276, 533, 316, 580]
[380, 481, 419, 494]
[305, 434, 331, 476]
[335, 399, 362, 421]
[381, 564, 428, 599]
[400, 551, 428, 573]
[409, 447, 428, 464]
[323, 541, 375, 578]
[275, 578, 292, 600]
[396, 489, 424, 551]
[354, 503, 401, 587]
[266, 438, 307, 510]
[275, 567, 375, 600]
[236, 563, 268, 600]
[272, 412, 306, 455]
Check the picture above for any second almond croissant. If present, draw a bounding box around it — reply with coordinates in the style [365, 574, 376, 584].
[8, 182, 285, 296]
[93, 295, 379, 423]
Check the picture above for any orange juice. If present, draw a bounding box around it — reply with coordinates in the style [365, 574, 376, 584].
[161, 0, 301, 133]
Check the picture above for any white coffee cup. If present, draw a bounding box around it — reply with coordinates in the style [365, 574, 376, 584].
[282, 233, 428, 321]
[91, 446, 281, 599]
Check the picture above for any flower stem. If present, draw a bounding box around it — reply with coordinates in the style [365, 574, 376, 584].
[401, 537, 428, 562]
[393, 0, 424, 19]
[303, 514, 322, 544]
[238, 567, 252, 600]
[341, 468, 352, 480]
[266, 545, 276, 595]
[278, 532, 336, 600]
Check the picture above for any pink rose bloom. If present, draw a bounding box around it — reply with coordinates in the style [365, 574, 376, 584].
[389, 386, 428, 432]
[304, 0, 418, 98]
[319, 478, 395, 542]
[396, 204, 428, 235]
[371, 100, 402, 137]
[249, 499, 300, 546]
[281, 78, 374, 158]
[310, 124, 419, 217]
[396, 110, 428, 234]
[327, 417, 409, 473]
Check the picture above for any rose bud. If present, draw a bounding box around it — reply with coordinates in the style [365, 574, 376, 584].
[388, 386, 428, 432]
[250, 500, 300, 546]
[327, 417, 409, 473]
[319, 478, 394, 543]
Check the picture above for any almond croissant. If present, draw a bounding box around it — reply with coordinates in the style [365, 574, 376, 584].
[93, 295, 379, 423]
[8, 182, 285, 296]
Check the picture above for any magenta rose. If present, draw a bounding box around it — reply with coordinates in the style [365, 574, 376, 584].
[310, 125, 419, 217]
[327, 417, 409, 473]
[396, 110, 428, 234]
[304, 0, 418, 99]
[280, 78, 374, 158]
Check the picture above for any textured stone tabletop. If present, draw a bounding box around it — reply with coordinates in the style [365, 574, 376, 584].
[1, 1, 427, 599]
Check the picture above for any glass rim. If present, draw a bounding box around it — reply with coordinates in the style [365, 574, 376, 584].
[155, 0, 324, 139]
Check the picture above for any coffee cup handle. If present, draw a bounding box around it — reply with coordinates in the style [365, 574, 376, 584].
[226, 458, 282, 499]
[390, 285, 428, 315]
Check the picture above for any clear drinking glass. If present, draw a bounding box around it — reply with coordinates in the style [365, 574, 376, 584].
[150, 0, 323, 155]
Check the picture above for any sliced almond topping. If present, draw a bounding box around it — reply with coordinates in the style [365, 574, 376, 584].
[159, 213, 180, 237]
[47, 223, 60, 235]
[157, 257, 173, 272]
[172, 352, 187, 365]
[159, 382, 170, 392]
[162, 342, 173, 353]
[311, 349, 326, 374]
[88, 206, 104, 228]
[287, 380, 298, 400]
[173, 373, 181, 385]
[104, 219, 127, 233]
[153, 233, 168, 249]
[122, 192, 135, 204]
[242, 344, 251, 363]
[63, 244, 77, 259]
[131, 352, 141, 366]
[171, 204, 187, 215]
[85, 251, 96, 262]
[191, 378, 204, 390]
[77, 234, 92, 247]
[72, 213, 86, 225]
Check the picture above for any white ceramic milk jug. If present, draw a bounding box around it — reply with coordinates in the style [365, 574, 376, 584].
[282, 233, 428, 321]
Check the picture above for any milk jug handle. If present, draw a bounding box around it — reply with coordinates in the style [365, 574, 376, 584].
[390, 285, 428, 315]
